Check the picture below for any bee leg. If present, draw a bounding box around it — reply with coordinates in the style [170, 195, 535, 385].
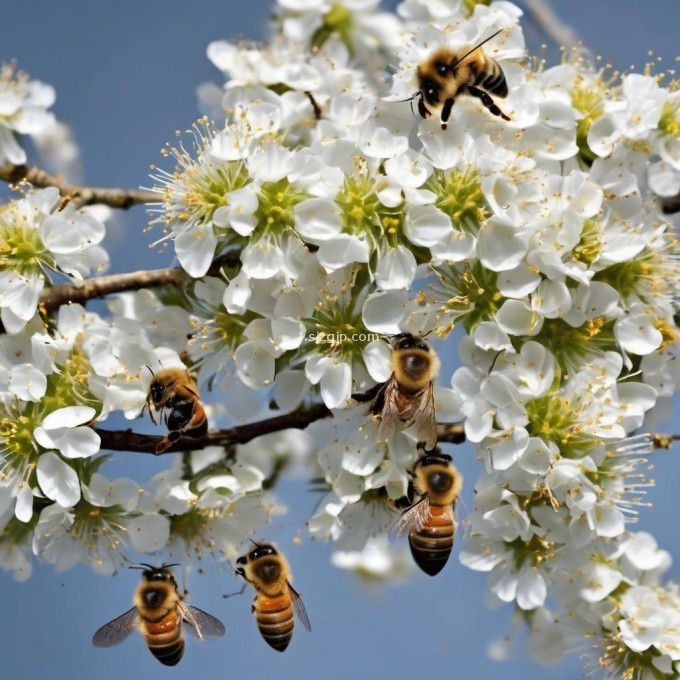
[440, 98, 454, 130]
[417, 96, 431, 121]
[156, 430, 180, 454]
[465, 85, 510, 121]
[222, 583, 247, 599]
[352, 382, 383, 403]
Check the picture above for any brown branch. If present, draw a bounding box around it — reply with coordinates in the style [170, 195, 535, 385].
[95, 403, 335, 454]
[0, 163, 157, 209]
[39, 254, 244, 313]
[95, 405, 466, 455]
[40, 267, 187, 313]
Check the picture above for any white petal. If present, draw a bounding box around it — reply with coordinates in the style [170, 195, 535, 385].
[273, 370, 310, 411]
[615, 315, 662, 355]
[41, 405, 95, 430]
[495, 300, 544, 336]
[516, 567, 547, 610]
[320, 361, 352, 409]
[37, 452, 81, 507]
[317, 234, 370, 271]
[362, 290, 407, 333]
[375, 246, 416, 290]
[362, 340, 392, 382]
[478, 217, 527, 272]
[294, 198, 342, 244]
[175, 223, 218, 277]
[234, 341, 276, 388]
[126, 514, 170, 552]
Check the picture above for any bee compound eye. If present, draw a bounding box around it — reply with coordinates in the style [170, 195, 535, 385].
[429, 471, 453, 493]
[437, 64, 447, 75]
[403, 353, 428, 377]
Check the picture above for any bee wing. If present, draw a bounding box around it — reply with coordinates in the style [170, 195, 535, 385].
[179, 602, 226, 640]
[413, 382, 438, 451]
[394, 496, 433, 538]
[377, 376, 401, 441]
[287, 582, 311, 632]
[92, 607, 139, 648]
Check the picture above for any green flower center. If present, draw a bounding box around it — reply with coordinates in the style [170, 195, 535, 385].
[431, 261, 501, 334]
[658, 97, 680, 138]
[534, 317, 617, 371]
[307, 268, 374, 362]
[572, 218, 602, 266]
[425, 169, 489, 232]
[253, 178, 308, 240]
[525, 392, 599, 458]
[0, 215, 51, 276]
[571, 78, 606, 164]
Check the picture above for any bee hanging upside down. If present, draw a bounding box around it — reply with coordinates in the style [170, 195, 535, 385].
[396, 451, 462, 576]
[144, 366, 208, 454]
[92, 564, 225, 666]
[353, 333, 440, 451]
[233, 542, 311, 652]
[409, 28, 510, 130]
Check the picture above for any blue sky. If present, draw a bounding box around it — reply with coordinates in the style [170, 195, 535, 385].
[0, 2, 678, 679]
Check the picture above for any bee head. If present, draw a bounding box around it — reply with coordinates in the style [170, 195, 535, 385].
[134, 563, 179, 583]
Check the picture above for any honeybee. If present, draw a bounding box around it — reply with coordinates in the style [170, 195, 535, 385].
[396, 451, 462, 576]
[144, 367, 208, 454]
[92, 564, 225, 666]
[353, 333, 440, 451]
[234, 542, 311, 652]
[411, 29, 509, 130]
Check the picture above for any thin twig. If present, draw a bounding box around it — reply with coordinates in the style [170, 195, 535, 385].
[95, 405, 467, 455]
[40, 268, 187, 313]
[522, 0, 580, 49]
[39, 253, 243, 313]
[0, 163, 157, 209]
[95, 403, 335, 454]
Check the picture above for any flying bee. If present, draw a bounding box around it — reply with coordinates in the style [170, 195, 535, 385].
[144, 367, 208, 454]
[396, 451, 462, 576]
[353, 333, 440, 451]
[408, 28, 509, 130]
[233, 542, 311, 652]
[92, 564, 225, 666]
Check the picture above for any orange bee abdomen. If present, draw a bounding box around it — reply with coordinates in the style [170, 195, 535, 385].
[142, 610, 184, 666]
[255, 593, 295, 652]
[408, 505, 455, 577]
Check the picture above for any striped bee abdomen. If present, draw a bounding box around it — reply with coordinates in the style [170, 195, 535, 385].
[143, 610, 184, 666]
[255, 594, 295, 652]
[475, 60, 508, 97]
[408, 506, 455, 577]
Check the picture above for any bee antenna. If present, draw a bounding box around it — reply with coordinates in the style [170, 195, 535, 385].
[145, 365, 155, 377]
[128, 565, 147, 571]
[249, 538, 261, 548]
[395, 91, 420, 118]
[451, 28, 503, 69]
[161, 563, 181, 570]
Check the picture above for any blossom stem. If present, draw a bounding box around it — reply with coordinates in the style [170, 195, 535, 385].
[0, 163, 158, 209]
[94, 407, 467, 454]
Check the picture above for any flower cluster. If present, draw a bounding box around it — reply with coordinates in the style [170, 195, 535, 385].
[0, 62, 57, 165]
[1, 0, 679, 676]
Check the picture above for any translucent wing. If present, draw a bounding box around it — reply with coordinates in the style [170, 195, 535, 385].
[394, 496, 433, 538]
[92, 607, 139, 648]
[376, 376, 402, 441]
[413, 382, 438, 451]
[288, 582, 311, 632]
[179, 601, 226, 640]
